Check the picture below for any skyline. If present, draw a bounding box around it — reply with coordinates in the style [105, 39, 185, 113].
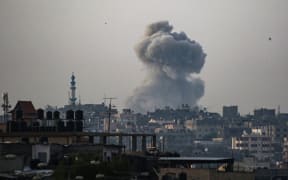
[1, 0, 288, 115]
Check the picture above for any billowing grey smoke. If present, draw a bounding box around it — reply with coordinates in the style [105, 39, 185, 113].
[126, 21, 206, 113]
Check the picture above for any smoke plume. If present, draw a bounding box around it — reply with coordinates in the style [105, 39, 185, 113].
[126, 21, 206, 113]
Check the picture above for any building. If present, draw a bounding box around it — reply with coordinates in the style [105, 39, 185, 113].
[283, 137, 288, 164]
[255, 169, 288, 180]
[32, 144, 53, 164]
[0, 143, 32, 172]
[0, 154, 25, 173]
[157, 131, 194, 156]
[64, 144, 123, 161]
[254, 108, 276, 119]
[159, 157, 255, 180]
[188, 119, 223, 139]
[223, 106, 239, 119]
[4, 100, 84, 133]
[252, 124, 288, 143]
[9, 101, 37, 123]
[232, 129, 273, 162]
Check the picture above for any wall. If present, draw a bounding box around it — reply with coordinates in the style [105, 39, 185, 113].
[160, 168, 255, 180]
[0, 155, 24, 172]
[32, 144, 50, 163]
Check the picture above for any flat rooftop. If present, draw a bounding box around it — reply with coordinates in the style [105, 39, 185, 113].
[0, 132, 155, 137]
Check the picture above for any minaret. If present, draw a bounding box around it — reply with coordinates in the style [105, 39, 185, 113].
[69, 73, 77, 106]
[1, 92, 11, 122]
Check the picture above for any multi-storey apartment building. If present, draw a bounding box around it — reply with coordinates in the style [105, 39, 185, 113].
[232, 129, 273, 161]
[283, 137, 288, 163]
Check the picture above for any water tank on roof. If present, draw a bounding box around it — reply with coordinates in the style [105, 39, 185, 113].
[66, 110, 74, 120]
[66, 121, 74, 131]
[57, 121, 65, 132]
[76, 120, 83, 132]
[53, 111, 60, 120]
[37, 109, 44, 120]
[75, 110, 83, 120]
[46, 111, 53, 120]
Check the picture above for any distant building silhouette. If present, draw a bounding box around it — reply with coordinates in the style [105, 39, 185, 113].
[10, 101, 37, 122]
[254, 108, 275, 119]
[223, 105, 238, 119]
[6, 100, 83, 133]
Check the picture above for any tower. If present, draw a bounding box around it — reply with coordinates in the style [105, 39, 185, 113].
[69, 73, 77, 106]
[1, 92, 11, 122]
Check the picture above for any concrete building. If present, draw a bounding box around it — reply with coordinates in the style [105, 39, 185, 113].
[283, 137, 288, 164]
[157, 131, 194, 155]
[32, 144, 51, 164]
[0, 154, 25, 173]
[160, 168, 255, 180]
[9, 101, 37, 124]
[63, 144, 123, 161]
[187, 119, 223, 139]
[232, 130, 273, 162]
[255, 168, 288, 180]
[254, 108, 276, 119]
[223, 105, 239, 119]
[252, 124, 288, 143]
[159, 157, 254, 180]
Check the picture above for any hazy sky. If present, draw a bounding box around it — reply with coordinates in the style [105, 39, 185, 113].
[0, 0, 288, 115]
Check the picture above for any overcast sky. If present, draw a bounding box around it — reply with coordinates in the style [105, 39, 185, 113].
[0, 0, 288, 115]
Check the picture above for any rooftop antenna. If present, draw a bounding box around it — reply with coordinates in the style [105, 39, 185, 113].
[103, 97, 117, 133]
[1, 92, 11, 122]
[78, 95, 81, 105]
[103, 94, 107, 105]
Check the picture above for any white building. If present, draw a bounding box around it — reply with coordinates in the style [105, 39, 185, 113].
[232, 129, 273, 161]
[32, 144, 51, 163]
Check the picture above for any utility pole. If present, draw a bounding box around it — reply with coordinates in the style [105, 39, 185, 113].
[103, 97, 116, 133]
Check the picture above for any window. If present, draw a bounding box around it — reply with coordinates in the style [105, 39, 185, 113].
[262, 137, 270, 141]
[251, 137, 257, 141]
[243, 143, 248, 147]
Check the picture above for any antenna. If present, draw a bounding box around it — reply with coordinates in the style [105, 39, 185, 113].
[78, 95, 81, 105]
[103, 97, 117, 133]
[103, 94, 107, 105]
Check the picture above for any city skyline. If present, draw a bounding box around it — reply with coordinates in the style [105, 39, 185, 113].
[1, 0, 288, 114]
